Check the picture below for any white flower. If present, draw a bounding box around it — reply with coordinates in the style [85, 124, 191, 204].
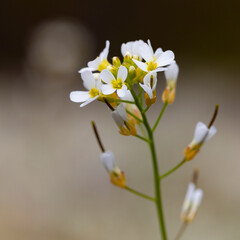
[100, 150, 126, 188]
[121, 40, 145, 59]
[100, 65, 128, 98]
[70, 70, 102, 107]
[139, 71, 158, 99]
[111, 103, 137, 136]
[100, 150, 116, 173]
[184, 121, 217, 161]
[79, 40, 110, 73]
[181, 182, 203, 222]
[193, 122, 217, 145]
[132, 40, 175, 72]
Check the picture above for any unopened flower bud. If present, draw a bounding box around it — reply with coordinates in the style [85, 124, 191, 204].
[112, 57, 121, 67]
[162, 63, 179, 104]
[128, 65, 136, 79]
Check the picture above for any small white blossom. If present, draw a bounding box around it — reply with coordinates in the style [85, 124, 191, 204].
[100, 65, 128, 98]
[181, 182, 203, 222]
[100, 150, 126, 188]
[132, 40, 175, 72]
[121, 40, 145, 59]
[139, 71, 158, 99]
[79, 40, 110, 73]
[70, 70, 102, 107]
[193, 122, 217, 145]
[100, 150, 116, 173]
[184, 121, 217, 161]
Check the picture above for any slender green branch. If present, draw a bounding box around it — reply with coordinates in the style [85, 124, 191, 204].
[107, 98, 135, 104]
[131, 89, 168, 240]
[125, 186, 155, 201]
[143, 106, 150, 113]
[138, 85, 143, 108]
[135, 134, 150, 143]
[160, 159, 186, 180]
[152, 102, 168, 132]
[126, 109, 143, 123]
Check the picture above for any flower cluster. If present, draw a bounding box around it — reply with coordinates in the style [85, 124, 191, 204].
[70, 40, 178, 135]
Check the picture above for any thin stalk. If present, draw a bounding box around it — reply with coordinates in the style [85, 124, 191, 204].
[126, 109, 143, 123]
[152, 102, 168, 132]
[174, 222, 188, 240]
[143, 106, 150, 113]
[160, 159, 186, 180]
[107, 98, 135, 104]
[125, 186, 155, 201]
[135, 134, 150, 143]
[131, 89, 168, 240]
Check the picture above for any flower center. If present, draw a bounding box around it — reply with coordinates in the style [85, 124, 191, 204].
[111, 79, 123, 89]
[98, 59, 110, 71]
[89, 88, 99, 97]
[147, 61, 158, 71]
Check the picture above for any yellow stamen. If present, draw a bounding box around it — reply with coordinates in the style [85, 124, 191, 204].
[89, 88, 99, 98]
[147, 61, 158, 71]
[111, 79, 123, 89]
[98, 59, 110, 71]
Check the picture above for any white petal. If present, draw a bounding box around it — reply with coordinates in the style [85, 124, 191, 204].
[78, 67, 95, 74]
[101, 84, 116, 95]
[139, 83, 153, 99]
[99, 40, 110, 60]
[117, 66, 128, 81]
[117, 88, 127, 98]
[120, 90, 134, 101]
[132, 59, 148, 72]
[80, 96, 98, 107]
[156, 50, 175, 67]
[181, 183, 195, 214]
[88, 57, 101, 69]
[164, 62, 179, 82]
[139, 41, 154, 62]
[70, 91, 90, 103]
[112, 105, 126, 128]
[121, 42, 131, 57]
[194, 122, 209, 144]
[187, 189, 203, 219]
[81, 71, 96, 90]
[100, 69, 115, 84]
[100, 150, 115, 172]
[116, 103, 127, 120]
[154, 48, 163, 58]
[205, 126, 217, 142]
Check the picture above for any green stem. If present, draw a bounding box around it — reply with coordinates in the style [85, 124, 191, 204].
[152, 102, 168, 132]
[126, 109, 143, 123]
[125, 186, 155, 201]
[135, 134, 150, 143]
[131, 89, 168, 240]
[160, 159, 186, 180]
[143, 106, 150, 113]
[107, 98, 135, 104]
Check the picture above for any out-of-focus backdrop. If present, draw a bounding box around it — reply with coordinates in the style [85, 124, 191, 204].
[0, 0, 240, 239]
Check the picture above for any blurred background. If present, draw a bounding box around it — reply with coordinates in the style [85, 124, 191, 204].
[0, 0, 240, 239]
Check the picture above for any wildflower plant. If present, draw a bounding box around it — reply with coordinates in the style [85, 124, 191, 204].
[70, 40, 219, 240]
